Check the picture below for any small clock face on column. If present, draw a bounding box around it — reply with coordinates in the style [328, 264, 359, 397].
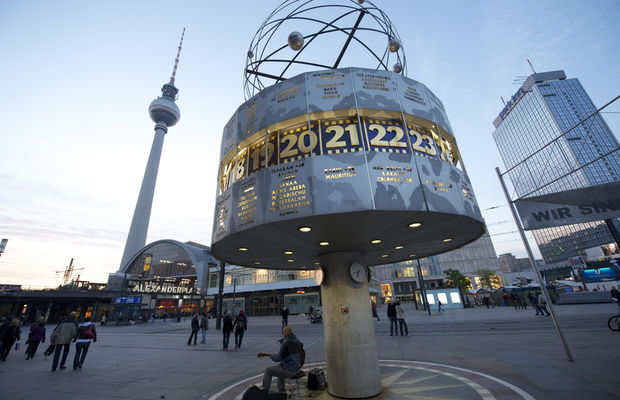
[314, 265, 324, 285]
[349, 262, 368, 283]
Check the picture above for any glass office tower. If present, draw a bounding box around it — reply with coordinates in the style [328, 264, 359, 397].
[493, 70, 620, 265]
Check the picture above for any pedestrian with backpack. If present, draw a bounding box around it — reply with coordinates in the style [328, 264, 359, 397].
[51, 313, 77, 371]
[73, 317, 97, 370]
[234, 311, 247, 349]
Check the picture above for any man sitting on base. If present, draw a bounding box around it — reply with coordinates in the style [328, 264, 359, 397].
[259, 325, 304, 394]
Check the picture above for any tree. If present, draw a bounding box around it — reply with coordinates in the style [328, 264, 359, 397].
[443, 269, 472, 294]
[475, 268, 501, 289]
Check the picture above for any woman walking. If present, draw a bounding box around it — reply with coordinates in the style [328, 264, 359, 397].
[26, 318, 46, 360]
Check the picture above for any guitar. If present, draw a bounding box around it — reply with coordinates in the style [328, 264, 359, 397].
[257, 352, 273, 358]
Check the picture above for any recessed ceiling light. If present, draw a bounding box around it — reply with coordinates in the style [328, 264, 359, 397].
[443, 238, 452, 242]
[394, 245, 404, 250]
[284, 251, 293, 255]
[314, 262, 320, 265]
[298, 226, 312, 232]
[238, 247, 248, 251]
[286, 259, 294, 262]
[319, 241, 330, 246]
[254, 261, 261, 265]
[409, 254, 416, 258]
[371, 239, 382, 244]
[408, 222, 422, 228]
[381, 254, 389, 258]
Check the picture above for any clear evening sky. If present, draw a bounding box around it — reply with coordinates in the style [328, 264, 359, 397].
[1, 1, 618, 287]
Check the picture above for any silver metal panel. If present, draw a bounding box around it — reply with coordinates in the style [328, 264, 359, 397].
[231, 168, 266, 232]
[212, 189, 235, 244]
[350, 68, 401, 111]
[262, 73, 308, 129]
[453, 167, 483, 221]
[311, 153, 373, 214]
[367, 151, 425, 211]
[236, 92, 265, 142]
[221, 111, 238, 160]
[306, 68, 356, 113]
[263, 158, 315, 224]
[416, 156, 465, 215]
[425, 87, 454, 135]
[393, 74, 433, 122]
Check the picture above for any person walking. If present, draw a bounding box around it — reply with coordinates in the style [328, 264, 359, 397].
[371, 301, 380, 321]
[395, 302, 408, 336]
[187, 312, 199, 345]
[280, 306, 289, 332]
[387, 301, 398, 335]
[438, 300, 445, 312]
[513, 294, 521, 310]
[527, 292, 535, 309]
[73, 317, 97, 370]
[222, 311, 233, 350]
[51, 313, 77, 371]
[234, 311, 247, 349]
[26, 317, 46, 360]
[100, 314, 107, 326]
[199, 312, 209, 344]
[537, 293, 551, 316]
[0, 317, 21, 362]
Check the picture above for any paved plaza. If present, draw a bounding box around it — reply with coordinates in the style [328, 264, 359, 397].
[1, 302, 619, 400]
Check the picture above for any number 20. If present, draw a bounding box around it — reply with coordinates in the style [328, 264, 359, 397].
[280, 130, 318, 158]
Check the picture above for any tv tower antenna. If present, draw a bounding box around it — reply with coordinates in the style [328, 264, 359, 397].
[169, 27, 185, 85]
[119, 28, 186, 272]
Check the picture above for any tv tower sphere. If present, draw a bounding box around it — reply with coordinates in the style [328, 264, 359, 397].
[148, 83, 181, 126]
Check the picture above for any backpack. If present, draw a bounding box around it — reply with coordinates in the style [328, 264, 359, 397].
[83, 324, 95, 339]
[241, 385, 267, 400]
[236, 318, 245, 330]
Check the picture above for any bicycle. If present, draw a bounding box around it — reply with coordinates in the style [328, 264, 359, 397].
[608, 298, 620, 331]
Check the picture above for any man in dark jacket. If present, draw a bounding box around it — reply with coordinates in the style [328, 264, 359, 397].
[222, 312, 233, 350]
[387, 301, 398, 336]
[233, 311, 247, 349]
[0, 317, 21, 361]
[261, 325, 303, 394]
[73, 317, 97, 370]
[280, 306, 289, 332]
[188, 312, 199, 345]
[199, 312, 208, 344]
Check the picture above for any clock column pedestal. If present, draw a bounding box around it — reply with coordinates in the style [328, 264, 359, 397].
[319, 251, 382, 398]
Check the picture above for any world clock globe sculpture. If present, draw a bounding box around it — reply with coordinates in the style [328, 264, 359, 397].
[211, 1, 484, 397]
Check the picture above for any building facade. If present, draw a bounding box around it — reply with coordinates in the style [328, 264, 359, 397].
[371, 233, 499, 305]
[493, 70, 620, 265]
[497, 253, 544, 273]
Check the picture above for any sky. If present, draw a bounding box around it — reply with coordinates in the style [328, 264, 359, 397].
[1, 0, 619, 287]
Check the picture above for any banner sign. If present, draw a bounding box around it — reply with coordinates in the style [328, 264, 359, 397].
[514, 181, 620, 230]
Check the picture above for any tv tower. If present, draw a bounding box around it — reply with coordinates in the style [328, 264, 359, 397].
[119, 28, 185, 270]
